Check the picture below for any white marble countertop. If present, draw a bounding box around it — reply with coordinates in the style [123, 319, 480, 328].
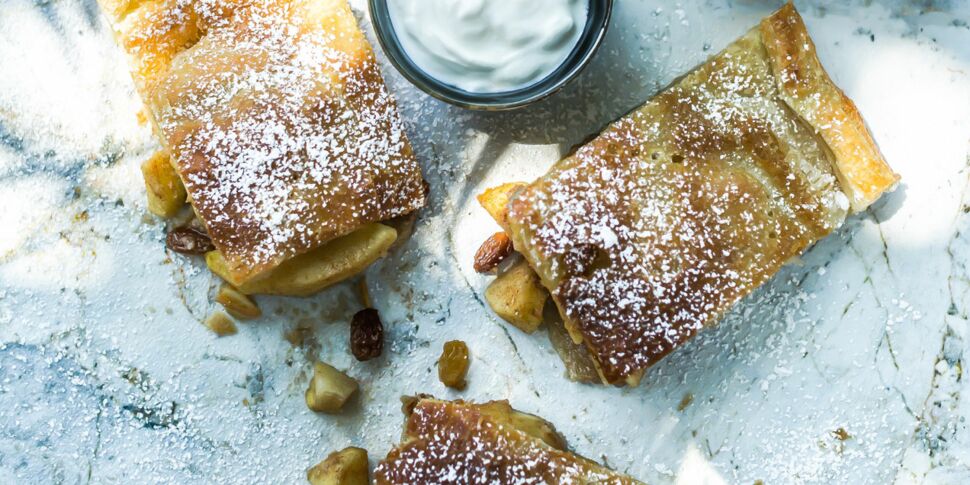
[1, 0, 969, 483]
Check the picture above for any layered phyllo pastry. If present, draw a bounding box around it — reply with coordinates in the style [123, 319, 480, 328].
[476, 4, 898, 386]
[99, 0, 425, 297]
[373, 397, 641, 484]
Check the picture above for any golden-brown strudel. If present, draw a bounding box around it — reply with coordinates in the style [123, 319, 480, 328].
[99, 0, 425, 290]
[480, 3, 898, 386]
[374, 397, 642, 484]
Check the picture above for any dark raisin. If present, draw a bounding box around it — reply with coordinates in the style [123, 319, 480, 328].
[350, 308, 383, 361]
[166, 226, 215, 255]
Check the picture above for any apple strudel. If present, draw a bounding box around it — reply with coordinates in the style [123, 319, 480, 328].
[99, 0, 425, 288]
[480, 3, 898, 385]
[374, 397, 642, 484]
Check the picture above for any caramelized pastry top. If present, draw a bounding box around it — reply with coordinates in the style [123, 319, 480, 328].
[100, 0, 425, 283]
[374, 398, 640, 484]
[505, 4, 898, 385]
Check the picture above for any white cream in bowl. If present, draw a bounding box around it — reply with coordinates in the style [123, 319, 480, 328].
[386, 0, 589, 93]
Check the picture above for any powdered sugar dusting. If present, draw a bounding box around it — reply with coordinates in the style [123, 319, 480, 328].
[374, 399, 639, 484]
[2, 0, 967, 483]
[109, 0, 424, 281]
[508, 16, 859, 384]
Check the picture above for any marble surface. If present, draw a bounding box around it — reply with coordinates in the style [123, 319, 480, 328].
[1, 0, 969, 483]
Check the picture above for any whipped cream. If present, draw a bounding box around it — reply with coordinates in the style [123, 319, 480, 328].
[387, 0, 588, 93]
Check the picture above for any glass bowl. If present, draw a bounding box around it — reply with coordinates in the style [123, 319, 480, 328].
[368, 0, 614, 111]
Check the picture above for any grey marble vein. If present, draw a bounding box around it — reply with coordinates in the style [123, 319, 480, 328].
[1, 0, 969, 484]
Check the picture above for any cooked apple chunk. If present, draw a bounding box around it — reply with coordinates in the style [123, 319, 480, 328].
[547, 318, 600, 384]
[485, 258, 549, 333]
[305, 362, 358, 414]
[206, 223, 397, 296]
[141, 150, 186, 218]
[215, 284, 261, 320]
[204, 311, 237, 337]
[307, 447, 369, 485]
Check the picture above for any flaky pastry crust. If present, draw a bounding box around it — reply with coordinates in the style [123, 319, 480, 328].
[99, 0, 425, 283]
[498, 3, 898, 385]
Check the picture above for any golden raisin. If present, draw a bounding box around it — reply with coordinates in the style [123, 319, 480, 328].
[350, 309, 383, 361]
[437, 340, 470, 390]
[474, 232, 514, 273]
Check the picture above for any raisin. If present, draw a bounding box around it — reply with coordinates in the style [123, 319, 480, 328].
[474, 232, 514, 273]
[437, 340, 470, 390]
[350, 308, 383, 361]
[166, 225, 215, 255]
